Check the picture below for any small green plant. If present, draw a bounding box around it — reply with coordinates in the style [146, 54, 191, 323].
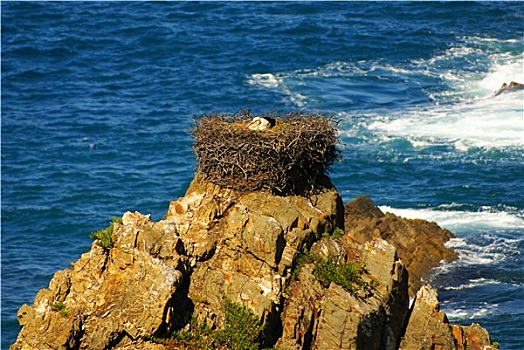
[331, 227, 344, 238]
[290, 251, 315, 279]
[52, 302, 68, 317]
[213, 299, 263, 350]
[323, 227, 344, 239]
[89, 216, 122, 249]
[153, 299, 265, 350]
[492, 342, 499, 349]
[313, 257, 367, 293]
[170, 316, 215, 349]
[291, 252, 369, 293]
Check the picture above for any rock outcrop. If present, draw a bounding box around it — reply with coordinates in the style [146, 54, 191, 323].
[399, 285, 497, 350]
[11, 177, 495, 350]
[13, 210, 187, 350]
[274, 237, 409, 350]
[491, 81, 524, 97]
[344, 196, 457, 297]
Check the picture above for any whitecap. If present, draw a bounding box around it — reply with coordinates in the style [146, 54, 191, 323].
[367, 92, 523, 151]
[456, 249, 506, 266]
[247, 73, 281, 89]
[247, 71, 309, 107]
[443, 278, 501, 291]
[358, 36, 523, 151]
[443, 302, 499, 321]
[444, 237, 467, 249]
[479, 58, 524, 93]
[247, 35, 523, 151]
[378, 205, 524, 233]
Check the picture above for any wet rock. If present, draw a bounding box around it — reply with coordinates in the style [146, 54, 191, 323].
[491, 81, 524, 97]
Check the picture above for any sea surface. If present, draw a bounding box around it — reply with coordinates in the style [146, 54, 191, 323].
[2, 2, 523, 349]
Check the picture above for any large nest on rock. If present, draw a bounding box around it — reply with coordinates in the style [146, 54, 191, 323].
[191, 111, 342, 195]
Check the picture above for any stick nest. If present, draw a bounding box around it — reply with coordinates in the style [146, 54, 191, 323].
[191, 111, 342, 195]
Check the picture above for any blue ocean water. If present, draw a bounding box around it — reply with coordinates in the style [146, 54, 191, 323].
[1, 2, 523, 349]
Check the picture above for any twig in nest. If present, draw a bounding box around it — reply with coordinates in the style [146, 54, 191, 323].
[191, 111, 342, 196]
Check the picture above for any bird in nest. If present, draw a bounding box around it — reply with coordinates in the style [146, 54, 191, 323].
[247, 117, 276, 131]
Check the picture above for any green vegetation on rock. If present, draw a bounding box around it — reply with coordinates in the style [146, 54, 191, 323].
[51, 302, 68, 317]
[212, 299, 264, 349]
[151, 299, 268, 350]
[291, 252, 369, 293]
[89, 217, 122, 249]
[313, 256, 367, 292]
[322, 227, 344, 239]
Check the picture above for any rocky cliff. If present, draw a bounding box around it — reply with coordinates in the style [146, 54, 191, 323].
[11, 176, 497, 350]
[344, 196, 457, 297]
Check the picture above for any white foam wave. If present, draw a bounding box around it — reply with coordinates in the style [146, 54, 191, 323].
[367, 89, 523, 150]
[378, 205, 524, 233]
[247, 72, 307, 107]
[479, 58, 524, 93]
[444, 237, 467, 249]
[422, 36, 524, 99]
[440, 234, 523, 267]
[247, 73, 281, 89]
[367, 36, 524, 151]
[456, 246, 506, 266]
[379, 205, 523, 267]
[443, 278, 502, 291]
[442, 301, 499, 321]
[248, 36, 523, 150]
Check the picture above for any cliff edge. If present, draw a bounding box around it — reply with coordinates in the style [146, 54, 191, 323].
[11, 176, 496, 349]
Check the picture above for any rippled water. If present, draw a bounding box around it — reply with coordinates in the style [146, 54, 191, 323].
[2, 2, 523, 348]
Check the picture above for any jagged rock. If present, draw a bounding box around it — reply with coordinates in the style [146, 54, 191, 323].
[399, 285, 496, 350]
[11, 177, 496, 350]
[344, 196, 457, 297]
[399, 285, 454, 350]
[451, 323, 496, 350]
[362, 238, 409, 342]
[187, 182, 346, 339]
[277, 238, 408, 350]
[11, 212, 186, 350]
[491, 81, 524, 97]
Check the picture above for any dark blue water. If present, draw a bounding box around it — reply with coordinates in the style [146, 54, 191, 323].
[2, 2, 523, 349]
